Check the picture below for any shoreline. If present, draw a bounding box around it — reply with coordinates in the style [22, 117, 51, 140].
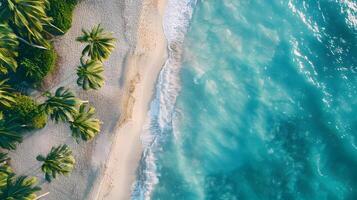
[8, 0, 165, 199]
[94, 0, 168, 199]
[7, 0, 167, 199]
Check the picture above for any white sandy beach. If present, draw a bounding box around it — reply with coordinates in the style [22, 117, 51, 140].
[95, 0, 167, 199]
[8, 0, 167, 199]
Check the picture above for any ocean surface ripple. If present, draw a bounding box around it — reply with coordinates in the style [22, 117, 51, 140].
[133, 0, 357, 199]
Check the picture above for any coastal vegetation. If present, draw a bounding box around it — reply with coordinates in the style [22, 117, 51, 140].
[0, 153, 11, 187]
[0, 153, 40, 199]
[40, 87, 81, 123]
[0, 175, 41, 200]
[0, 79, 15, 107]
[0, 24, 18, 74]
[77, 59, 105, 90]
[70, 103, 101, 142]
[36, 145, 75, 182]
[0, 117, 23, 150]
[75, 24, 115, 90]
[47, 0, 78, 35]
[6, 93, 48, 129]
[0, 0, 52, 48]
[76, 24, 116, 61]
[0, 0, 115, 197]
[16, 43, 57, 87]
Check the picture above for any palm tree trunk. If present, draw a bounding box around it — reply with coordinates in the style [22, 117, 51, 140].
[46, 23, 65, 34]
[35, 192, 50, 200]
[16, 36, 48, 50]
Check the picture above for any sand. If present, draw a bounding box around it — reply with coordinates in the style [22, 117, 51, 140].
[8, 0, 167, 199]
[94, 0, 168, 199]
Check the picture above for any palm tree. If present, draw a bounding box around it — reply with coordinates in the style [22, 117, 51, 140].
[0, 153, 9, 164]
[77, 59, 105, 90]
[69, 103, 101, 142]
[20, 58, 45, 81]
[0, 118, 23, 150]
[0, 23, 19, 74]
[36, 145, 75, 183]
[0, 0, 52, 48]
[40, 87, 81, 123]
[76, 24, 116, 61]
[0, 153, 12, 189]
[0, 175, 41, 200]
[0, 79, 15, 108]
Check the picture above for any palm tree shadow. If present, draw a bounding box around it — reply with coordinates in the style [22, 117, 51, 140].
[118, 50, 131, 87]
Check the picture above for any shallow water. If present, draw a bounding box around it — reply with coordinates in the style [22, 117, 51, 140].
[133, 0, 357, 199]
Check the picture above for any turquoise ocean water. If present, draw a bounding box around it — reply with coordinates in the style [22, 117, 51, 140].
[133, 0, 357, 199]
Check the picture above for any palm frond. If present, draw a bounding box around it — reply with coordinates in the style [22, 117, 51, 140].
[76, 24, 116, 61]
[0, 153, 12, 189]
[77, 59, 105, 90]
[0, 118, 23, 150]
[0, 23, 19, 74]
[0, 79, 15, 108]
[0, 0, 52, 48]
[40, 87, 81, 123]
[0, 175, 41, 200]
[70, 103, 101, 142]
[36, 145, 75, 182]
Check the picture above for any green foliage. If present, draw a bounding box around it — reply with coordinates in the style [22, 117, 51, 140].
[77, 59, 105, 90]
[15, 43, 57, 86]
[0, 23, 19, 74]
[0, 153, 9, 164]
[0, 175, 41, 200]
[37, 144, 75, 182]
[40, 87, 81, 123]
[0, 118, 23, 150]
[70, 103, 101, 142]
[46, 0, 78, 35]
[31, 112, 48, 129]
[20, 58, 45, 83]
[0, 153, 12, 189]
[77, 24, 116, 61]
[0, 172, 7, 191]
[8, 94, 37, 122]
[5, 94, 47, 129]
[0, 0, 52, 48]
[0, 79, 15, 108]
[0, 154, 40, 199]
[0, 155, 40, 199]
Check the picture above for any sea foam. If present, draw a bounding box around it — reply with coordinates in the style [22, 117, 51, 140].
[131, 1, 197, 199]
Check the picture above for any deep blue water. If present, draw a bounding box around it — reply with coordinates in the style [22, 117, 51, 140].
[134, 0, 357, 199]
